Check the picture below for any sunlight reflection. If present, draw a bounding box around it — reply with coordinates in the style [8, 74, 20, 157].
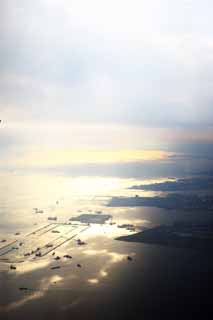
[0, 275, 64, 312]
[100, 270, 108, 277]
[13, 260, 50, 275]
[0, 290, 43, 312]
[83, 248, 129, 285]
[88, 278, 99, 284]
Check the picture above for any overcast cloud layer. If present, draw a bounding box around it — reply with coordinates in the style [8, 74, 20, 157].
[1, 0, 213, 170]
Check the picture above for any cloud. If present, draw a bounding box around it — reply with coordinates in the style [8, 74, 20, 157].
[1, 0, 213, 164]
[1, 0, 213, 127]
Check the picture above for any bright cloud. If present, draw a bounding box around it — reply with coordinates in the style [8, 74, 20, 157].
[0, 0, 213, 168]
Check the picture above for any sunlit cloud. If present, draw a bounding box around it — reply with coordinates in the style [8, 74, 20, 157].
[1, 0, 213, 175]
[1, 0, 213, 139]
[0, 136, 175, 169]
[11, 149, 173, 167]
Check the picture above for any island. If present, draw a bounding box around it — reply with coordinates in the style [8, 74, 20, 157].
[69, 214, 112, 224]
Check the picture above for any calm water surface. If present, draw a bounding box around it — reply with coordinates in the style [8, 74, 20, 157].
[0, 172, 212, 320]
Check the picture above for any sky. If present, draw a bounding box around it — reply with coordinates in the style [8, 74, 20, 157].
[0, 0, 213, 174]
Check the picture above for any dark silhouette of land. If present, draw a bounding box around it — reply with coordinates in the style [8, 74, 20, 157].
[129, 177, 213, 191]
[108, 194, 213, 210]
[117, 221, 213, 250]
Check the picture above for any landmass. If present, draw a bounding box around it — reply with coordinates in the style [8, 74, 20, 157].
[116, 221, 213, 250]
[108, 194, 213, 210]
[69, 214, 112, 224]
[129, 177, 213, 191]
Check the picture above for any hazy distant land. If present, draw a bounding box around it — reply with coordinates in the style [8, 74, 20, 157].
[108, 193, 213, 210]
[129, 177, 213, 191]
